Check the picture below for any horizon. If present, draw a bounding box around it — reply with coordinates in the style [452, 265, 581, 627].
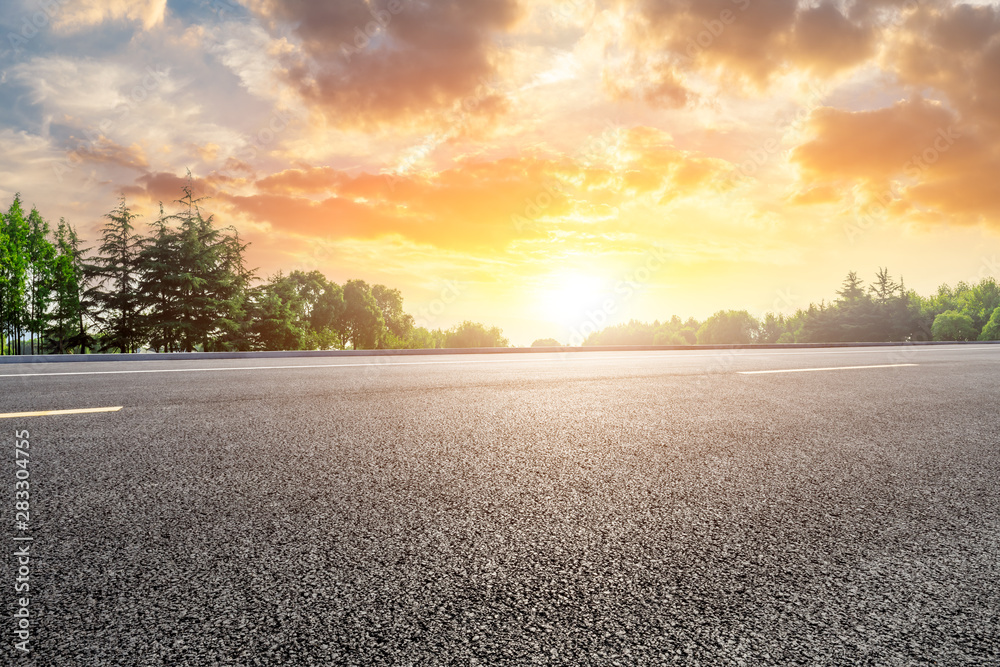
[2, 0, 1000, 346]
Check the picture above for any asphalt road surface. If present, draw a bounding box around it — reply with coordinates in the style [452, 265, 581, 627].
[2, 346, 999, 666]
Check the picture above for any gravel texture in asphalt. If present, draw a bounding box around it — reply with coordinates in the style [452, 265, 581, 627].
[2, 346, 998, 665]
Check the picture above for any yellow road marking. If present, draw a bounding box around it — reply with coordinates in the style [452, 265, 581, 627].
[0, 406, 123, 419]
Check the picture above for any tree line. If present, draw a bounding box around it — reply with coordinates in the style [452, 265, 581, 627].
[0, 189, 509, 355]
[5, 187, 997, 354]
[564, 269, 1000, 347]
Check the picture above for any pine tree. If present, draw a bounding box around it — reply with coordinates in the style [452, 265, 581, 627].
[88, 197, 146, 353]
[211, 228, 256, 351]
[163, 181, 235, 351]
[138, 207, 184, 352]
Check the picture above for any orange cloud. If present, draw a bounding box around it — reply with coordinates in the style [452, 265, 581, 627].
[792, 98, 959, 183]
[888, 3, 1000, 130]
[117, 129, 738, 251]
[788, 2, 875, 76]
[787, 184, 841, 206]
[792, 97, 1000, 225]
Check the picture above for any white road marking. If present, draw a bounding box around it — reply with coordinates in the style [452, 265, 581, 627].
[739, 364, 919, 375]
[0, 406, 123, 419]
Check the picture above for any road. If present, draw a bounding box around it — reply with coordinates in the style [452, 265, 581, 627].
[2, 346, 999, 665]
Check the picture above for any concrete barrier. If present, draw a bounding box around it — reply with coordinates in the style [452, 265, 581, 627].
[1, 340, 997, 364]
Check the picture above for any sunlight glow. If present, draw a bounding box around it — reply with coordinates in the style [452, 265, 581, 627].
[538, 271, 606, 326]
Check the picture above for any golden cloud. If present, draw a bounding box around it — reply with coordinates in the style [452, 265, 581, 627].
[118, 127, 735, 251]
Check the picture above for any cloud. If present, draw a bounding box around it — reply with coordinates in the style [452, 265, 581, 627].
[607, 0, 879, 105]
[787, 2, 876, 77]
[887, 2, 1000, 129]
[74, 137, 149, 171]
[52, 0, 167, 33]
[791, 97, 1000, 225]
[792, 98, 958, 183]
[245, 0, 523, 128]
[118, 127, 733, 252]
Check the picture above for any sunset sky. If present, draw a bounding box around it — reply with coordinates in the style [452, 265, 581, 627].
[2, 0, 999, 344]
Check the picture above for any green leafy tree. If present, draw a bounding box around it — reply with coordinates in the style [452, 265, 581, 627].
[0, 207, 6, 353]
[1, 195, 31, 354]
[868, 268, 913, 341]
[444, 321, 509, 348]
[405, 326, 445, 349]
[531, 338, 562, 347]
[46, 219, 95, 354]
[339, 279, 384, 349]
[249, 273, 306, 351]
[372, 284, 414, 348]
[696, 310, 759, 344]
[25, 207, 56, 354]
[282, 270, 344, 350]
[831, 272, 877, 341]
[757, 312, 788, 344]
[978, 306, 1000, 341]
[958, 278, 1000, 332]
[931, 310, 976, 341]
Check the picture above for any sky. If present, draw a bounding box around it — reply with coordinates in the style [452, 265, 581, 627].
[1, 0, 999, 345]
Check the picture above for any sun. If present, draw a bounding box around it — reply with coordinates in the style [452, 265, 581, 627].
[537, 271, 607, 327]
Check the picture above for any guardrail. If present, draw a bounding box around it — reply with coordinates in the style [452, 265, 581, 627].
[1, 340, 997, 364]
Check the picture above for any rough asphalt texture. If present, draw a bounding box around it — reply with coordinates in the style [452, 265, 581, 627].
[2, 347, 998, 665]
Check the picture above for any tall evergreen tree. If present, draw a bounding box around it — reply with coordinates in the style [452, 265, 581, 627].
[160, 182, 237, 351]
[88, 197, 146, 353]
[138, 207, 184, 352]
[213, 228, 256, 351]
